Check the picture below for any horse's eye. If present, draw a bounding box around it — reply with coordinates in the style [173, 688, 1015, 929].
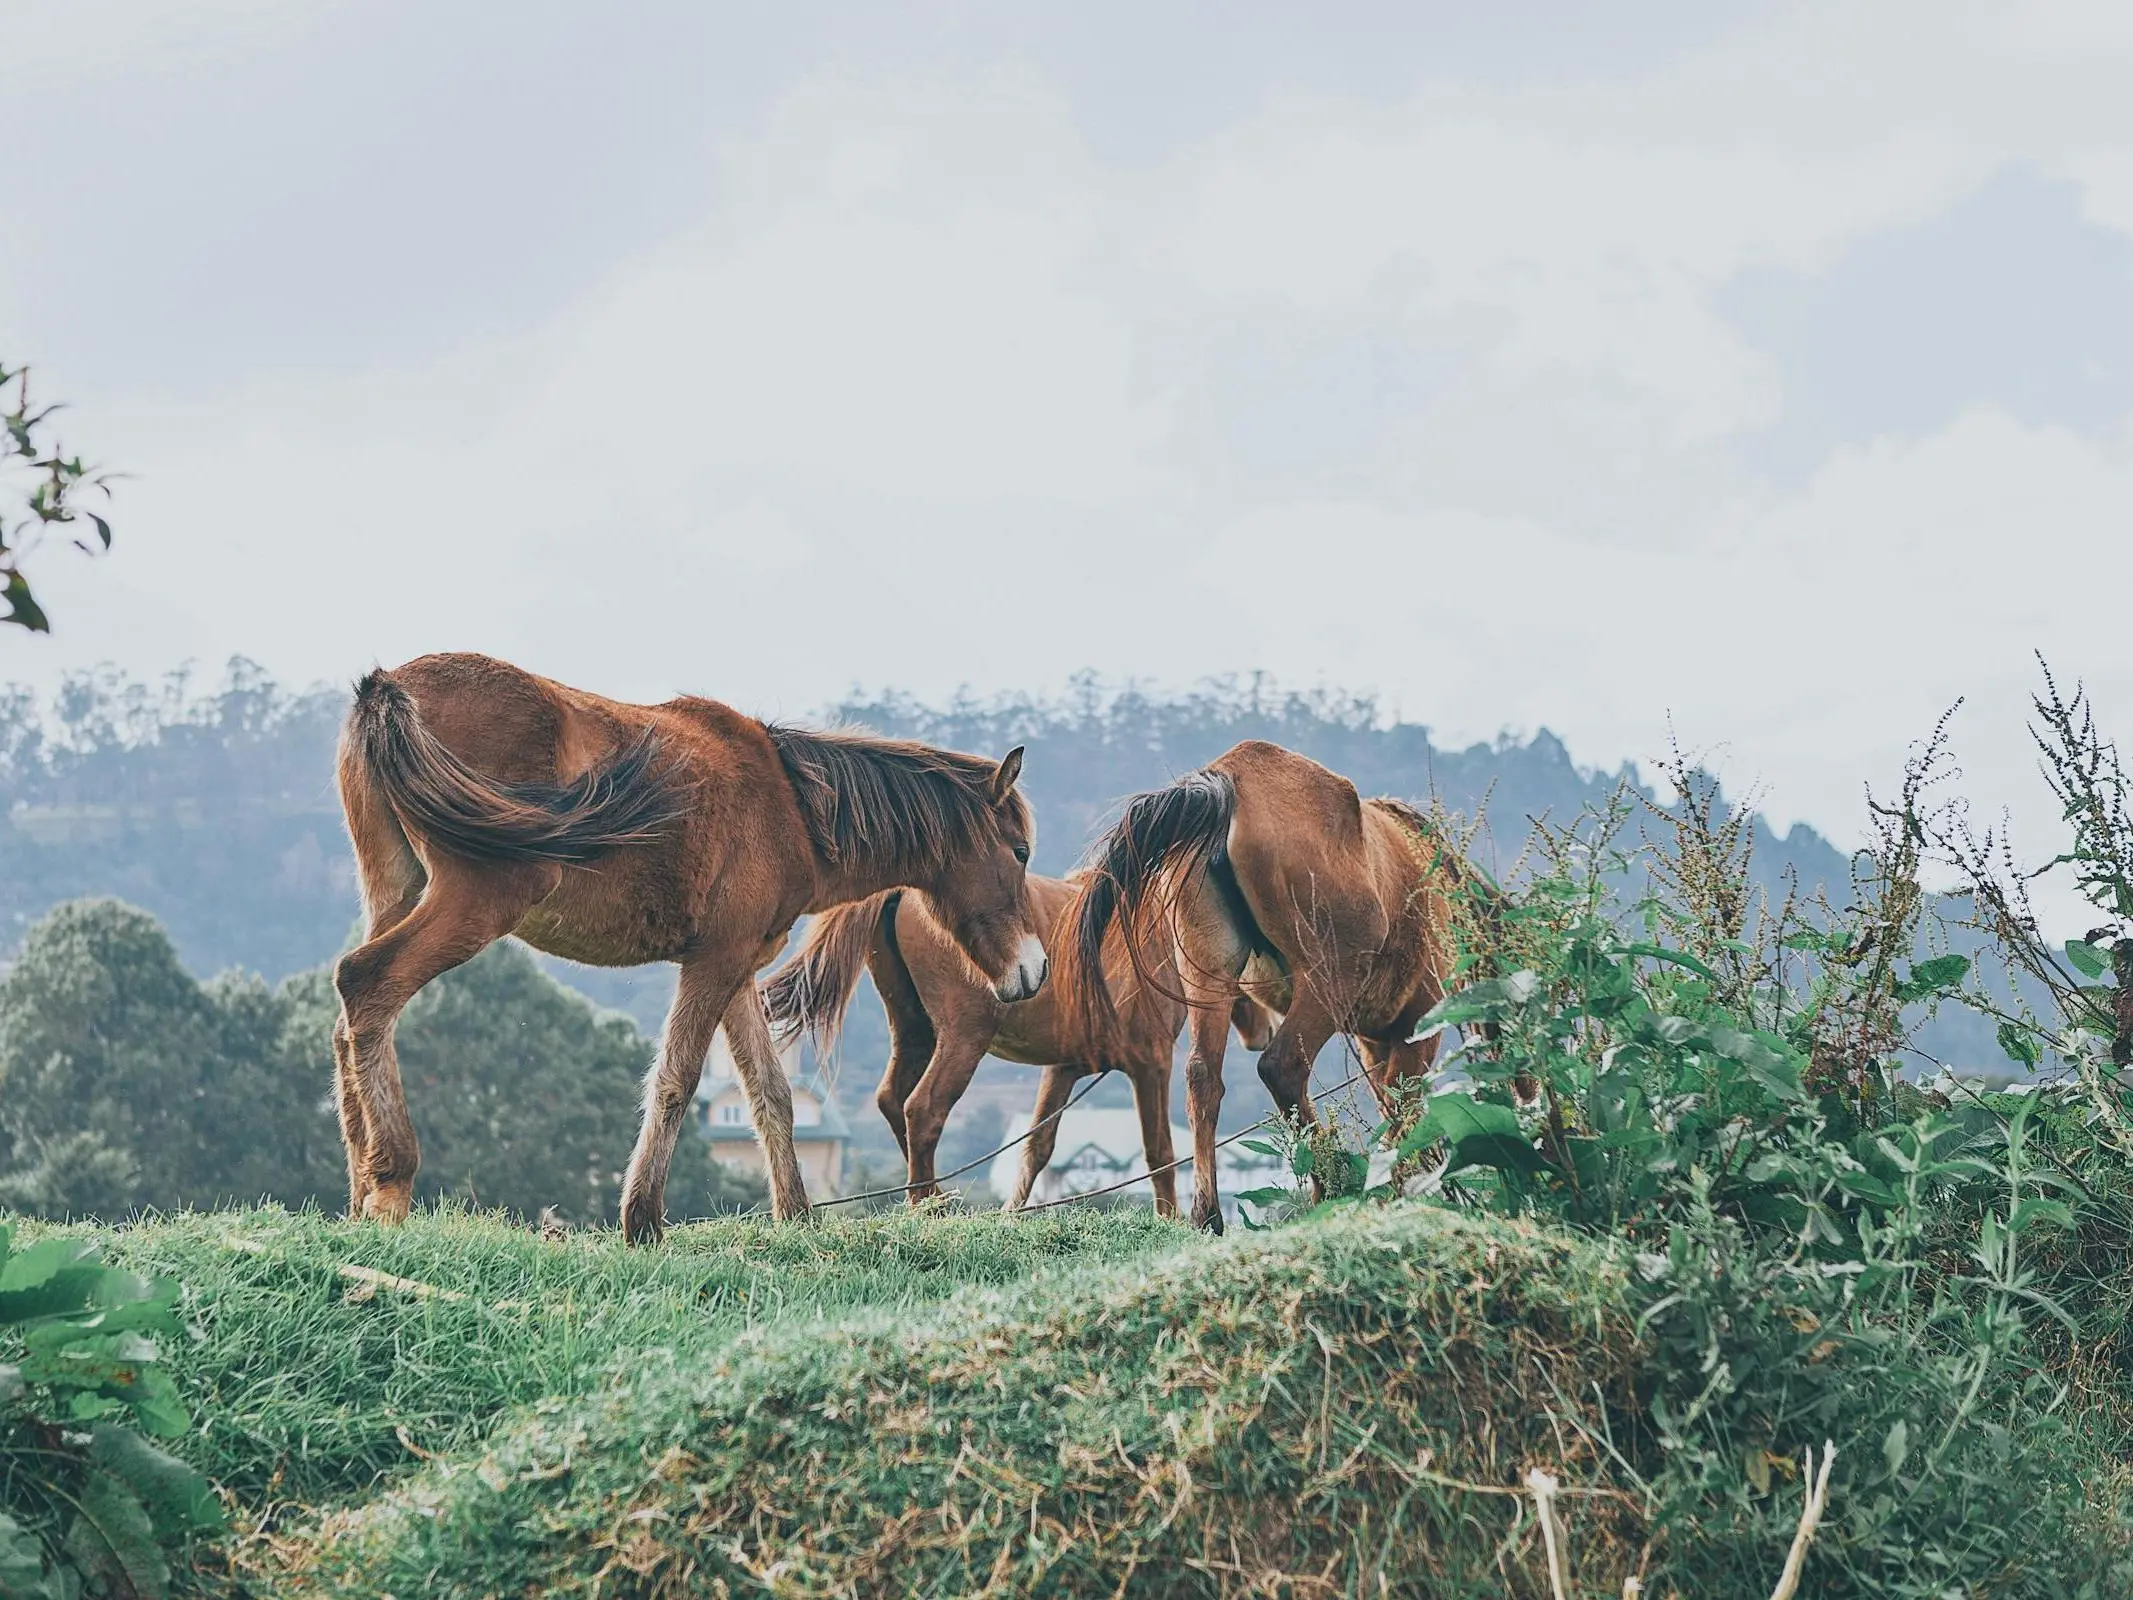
[1012, 843, 1030, 865]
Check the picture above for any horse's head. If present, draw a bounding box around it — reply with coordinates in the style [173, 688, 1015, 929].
[922, 746, 1047, 1003]
[1231, 993, 1277, 1051]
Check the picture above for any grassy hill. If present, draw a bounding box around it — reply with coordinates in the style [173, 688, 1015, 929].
[14, 1197, 2124, 1598]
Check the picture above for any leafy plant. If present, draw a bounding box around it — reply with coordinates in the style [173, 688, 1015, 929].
[0, 1222, 221, 1599]
[1394, 765, 1978, 1245]
[0, 363, 114, 634]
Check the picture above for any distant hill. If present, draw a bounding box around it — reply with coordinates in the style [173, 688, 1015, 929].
[0, 660, 1999, 1159]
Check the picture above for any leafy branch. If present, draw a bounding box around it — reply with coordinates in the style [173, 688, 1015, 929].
[1, 362, 116, 634]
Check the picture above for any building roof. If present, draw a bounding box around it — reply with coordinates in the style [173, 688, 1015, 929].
[986, 1107, 1281, 1197]
[698, 1074, 852, 1143]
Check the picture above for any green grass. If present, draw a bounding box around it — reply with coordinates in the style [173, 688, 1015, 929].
[245, 1205, 1651, 1599]
[84, 1202, 1180, 1515]
[23, 1200, 2132, 1597]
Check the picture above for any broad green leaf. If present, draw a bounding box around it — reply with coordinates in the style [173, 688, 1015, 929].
[1289, 1144, 1316, 1178]
[1646, 1016, 1701, 1045]
[0, 1513, 50, 1599]
[1896, 953, 1971, 1001]
[0, 1265, 114, 1325]
[1399, 1095, 1548, 1177]
[90, 1426, 224, 1535]
[0, 1237, 96, 1295]
[1834, 1168, 1899, 1207]
[127, 1383, 193, 1442]
[1619, 942, 1719, 981]
[66, 1469, 169, 1600]
[2066, 938, 2110, 979]
[2007, 1198, 2075, 1235]
[1409, 971, 1542, 1040]
[1883, 1417, 1910, 1478]
[1997, 1021, 2041, 1066]
[1702, 1026, 1808, 1102]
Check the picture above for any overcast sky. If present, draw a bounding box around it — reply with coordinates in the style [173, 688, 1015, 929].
[5, 0, 2132, 889]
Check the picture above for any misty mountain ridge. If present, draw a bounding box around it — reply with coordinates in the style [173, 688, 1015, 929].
[0, 659, 1859, 977]
[3, 659, 1998, 1152]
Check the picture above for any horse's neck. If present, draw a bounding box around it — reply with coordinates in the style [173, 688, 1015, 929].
[810, 851, 930, 913]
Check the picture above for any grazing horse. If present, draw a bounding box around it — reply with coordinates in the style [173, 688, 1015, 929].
[764, 873, 1275, 1213]
[331, 652, 1046, 1243]
[1064, 740, 1475, 1232]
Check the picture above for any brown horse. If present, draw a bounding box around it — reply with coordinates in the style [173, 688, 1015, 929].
[331, 652, 1045, 1242]
[764, 873, 1274, 1213]
[1065, 740, 1475, 1232]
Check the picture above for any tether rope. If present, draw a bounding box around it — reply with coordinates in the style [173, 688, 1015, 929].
[1010, 1060, 1374, 1214]
[812, 1067, 1112, 1209]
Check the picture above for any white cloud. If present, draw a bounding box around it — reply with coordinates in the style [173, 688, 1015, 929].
[9, 3, 2133, 929]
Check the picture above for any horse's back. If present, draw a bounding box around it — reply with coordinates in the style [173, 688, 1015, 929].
[375, 654, 809, 962]
[1210, 740, 1372, 910]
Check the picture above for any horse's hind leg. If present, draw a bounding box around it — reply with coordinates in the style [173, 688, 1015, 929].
[1362, 1034, 1437, 1121]
[335, 795, 425, 1217]
[1181, 981, 1232, 1233]
[722, 983, 810, 1223]
[1005, 1063, 1083, 1211]
[871, 945, 935, 1163]
[620, 950, 751, 1244]
[333, 862, 551, 1223]
[1256, 988, 1340, 1195]
[331, 1018, 372, 1214]
[1128, 1054, 1179, 1217]
[899, 1021, 990, 1205]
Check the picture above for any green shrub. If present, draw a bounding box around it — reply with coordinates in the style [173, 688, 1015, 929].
[0, 1222, 220, 1599]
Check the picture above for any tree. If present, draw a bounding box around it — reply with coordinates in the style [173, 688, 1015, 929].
[277, 942, 761, 1224]
[0, 362, 114, 632]
[0, 900, 339, 1214]
[0, 898, 764, 1224]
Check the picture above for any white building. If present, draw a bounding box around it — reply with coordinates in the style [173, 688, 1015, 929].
[987, 1106, 1286, 1219]
[693, 1029, 850, 1198]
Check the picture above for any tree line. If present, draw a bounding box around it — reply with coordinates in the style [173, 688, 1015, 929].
[0, 897, 762, 1222]
[0, 658, 2011, 1171]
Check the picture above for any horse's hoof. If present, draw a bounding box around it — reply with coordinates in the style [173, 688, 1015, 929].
[361, 1185, 412, 1224]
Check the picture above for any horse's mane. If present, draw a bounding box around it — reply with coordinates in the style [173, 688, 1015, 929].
[1366, 795, 1435, 838]
[765, 724, 1022, 875]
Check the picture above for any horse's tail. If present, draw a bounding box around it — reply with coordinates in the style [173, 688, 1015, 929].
[1066, 769, 1240, 1041]
[762, 891, 897, 1052]
[342, 668, 681, 864]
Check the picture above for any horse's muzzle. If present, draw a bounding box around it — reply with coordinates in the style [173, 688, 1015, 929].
[993, 934, 1049, 1003]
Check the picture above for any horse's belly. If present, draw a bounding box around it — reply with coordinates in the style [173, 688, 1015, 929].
[988, 1003, 1068, 1067]
[514, 870, 696, 967]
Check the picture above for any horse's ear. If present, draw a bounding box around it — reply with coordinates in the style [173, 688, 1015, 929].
[990, 746, 1026, 806]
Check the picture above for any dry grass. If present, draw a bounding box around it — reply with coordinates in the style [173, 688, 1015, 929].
[250, 1205, 1652, 1599]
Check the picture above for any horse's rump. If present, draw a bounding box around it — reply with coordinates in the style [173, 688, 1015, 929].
[1066, 767, 1276, 1040]
[343, 668, 684, 865]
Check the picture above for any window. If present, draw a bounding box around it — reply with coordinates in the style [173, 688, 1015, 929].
[715, 1101, 747, 1127]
